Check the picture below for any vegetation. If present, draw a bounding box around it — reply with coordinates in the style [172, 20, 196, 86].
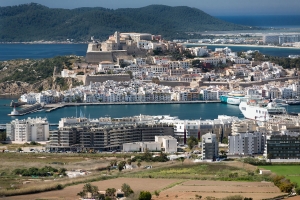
[0, 3, 255, 42]
[138, 191, 152, 200]
[258, 165, 300, 187]
[251, 52, 300, 70]
[0, 56, 80, 84]
[121, 183, 134, 197]
[131, 151, 169, 162]
[77, 183, 104, 200]
[12, 166, 66, 177]
[187, 136, 199, 150]
[0, 130, 6, 141]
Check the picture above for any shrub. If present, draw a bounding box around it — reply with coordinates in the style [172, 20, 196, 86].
[295, 187, 300, 195]
[121, 183, 134, 197]
[139, 191, 152, 200]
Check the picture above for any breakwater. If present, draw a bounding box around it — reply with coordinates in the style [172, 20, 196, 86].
[8, 103, 44, 116]
[44, 100, 221, 112]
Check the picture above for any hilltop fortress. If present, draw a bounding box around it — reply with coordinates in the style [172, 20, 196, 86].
[86, 31, 153, 63]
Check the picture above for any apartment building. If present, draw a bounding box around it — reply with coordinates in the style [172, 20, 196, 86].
[6, 117, 49, 142]
[47, 123, 174, 152]
[202, 133, 219, 160]
[228, 132, 265, 155]
[264, 132, 300, 159]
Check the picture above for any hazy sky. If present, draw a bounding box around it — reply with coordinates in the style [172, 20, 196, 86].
[0, 0, 299, 16]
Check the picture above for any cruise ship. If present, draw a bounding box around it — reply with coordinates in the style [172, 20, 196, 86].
[239, 99, 286, 121]
[220, 91, 245, 105]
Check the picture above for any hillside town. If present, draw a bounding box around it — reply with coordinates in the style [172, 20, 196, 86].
[17, 31, 300, 105]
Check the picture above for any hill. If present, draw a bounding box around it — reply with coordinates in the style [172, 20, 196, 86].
[0, 3, 255, 42]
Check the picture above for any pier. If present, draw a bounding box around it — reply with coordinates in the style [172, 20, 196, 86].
[8, 103, 44, 116]
[44, 100, 221, 112]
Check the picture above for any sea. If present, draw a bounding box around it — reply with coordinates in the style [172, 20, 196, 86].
[216, 15, 300, 28]
[1, 98, 300, 125]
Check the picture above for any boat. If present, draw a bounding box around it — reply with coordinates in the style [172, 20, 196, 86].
[285, 100, 300, 105]
[220, 91, 246, 105]
[239, 98, 287, 121]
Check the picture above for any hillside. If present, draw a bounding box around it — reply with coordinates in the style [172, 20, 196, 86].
[0, 3, 255, 42]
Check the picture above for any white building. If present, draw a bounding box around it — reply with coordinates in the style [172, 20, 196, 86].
[6, 117, 49, 143]
[155, 135, 177, 153]
[202, 133, 218, 160]
[123, 142, 161, 152]
[228, 132, 265, 155]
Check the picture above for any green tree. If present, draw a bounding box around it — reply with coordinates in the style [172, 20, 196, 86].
[139, 191, 152, 200]
[77, 183, 99, 199]
[106, 188, 116, 198]
[154, 190, 160, 198]
[137, 161, 142, 168]
[121, 183, 134, 197]
[178, 157, 185, 165]
[187, 136, 198, 150]
[118, 161, 126, 172]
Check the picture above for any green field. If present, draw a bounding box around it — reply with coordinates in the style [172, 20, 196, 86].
[258, 165, 300, 186]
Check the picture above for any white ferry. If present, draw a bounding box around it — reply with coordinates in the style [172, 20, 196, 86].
[220, 91, 245, 105]
[239, 99, 286, 121]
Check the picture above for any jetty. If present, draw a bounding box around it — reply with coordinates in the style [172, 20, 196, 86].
[8, 103, 44, 116]
[44, 100, 221, 112]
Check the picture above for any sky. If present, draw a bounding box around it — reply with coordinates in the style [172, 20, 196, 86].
[0, 0, 299, 16]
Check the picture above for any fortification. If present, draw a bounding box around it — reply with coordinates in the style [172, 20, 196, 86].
[84, 74, 131, 85]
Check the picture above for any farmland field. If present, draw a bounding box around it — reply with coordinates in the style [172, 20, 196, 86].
[258, 165, 300, 186]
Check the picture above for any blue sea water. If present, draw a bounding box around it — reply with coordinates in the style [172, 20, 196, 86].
[0, 43, 87, 61]
[0, 43, 300, 60]
[216, 15, 300, 28]
[1, 98, 300, 125]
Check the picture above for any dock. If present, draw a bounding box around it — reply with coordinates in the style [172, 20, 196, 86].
[8, 103, 44, 116]
[44, 100, 221, 112]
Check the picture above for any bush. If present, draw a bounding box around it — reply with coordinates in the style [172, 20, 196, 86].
[222, 195, 243, 200]
[139, 191, 152, 200]
[295, 187, 300, 195]
[56, 184, 63, 190]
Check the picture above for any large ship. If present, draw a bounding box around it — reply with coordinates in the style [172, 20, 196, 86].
[239, 99, 286, 121]
[220, 91, 245, 105]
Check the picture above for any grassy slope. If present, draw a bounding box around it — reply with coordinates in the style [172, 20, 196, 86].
[258, 165, 300, 186]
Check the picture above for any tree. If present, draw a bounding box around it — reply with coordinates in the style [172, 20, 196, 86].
[137, 161, 142, 168]
[139, 191, 152, 200]
[121, 183, 134, 197]
[77, 183, 100, 199]
[178, 157, 185, 165]
[118, 161, 126, 172]
[222, 137, 228, 144]
[127, 158, 132, 165]
[207, 76, 211, 82]
[106, 188, 116, 198]
[250, 75, 254, 81]
[295, 187, 300, 195]
[154, 190, 160, 198]
[187, 136, 198, 150]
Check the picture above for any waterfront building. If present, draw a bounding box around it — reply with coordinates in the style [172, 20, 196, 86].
[264, 132, 300, 159]
[202, 133, 218, 160]
[6, 117, 49, 143]
[228, 132, 265, 155]
[263, 35, 279, 44]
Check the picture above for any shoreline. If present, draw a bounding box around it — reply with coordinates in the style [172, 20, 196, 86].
[184, 43, 300, 50]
